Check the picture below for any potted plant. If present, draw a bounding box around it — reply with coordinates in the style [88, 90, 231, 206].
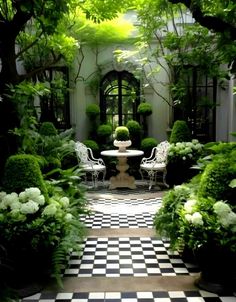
[179, 195, 236, 294]
[113, 126, 131, 152]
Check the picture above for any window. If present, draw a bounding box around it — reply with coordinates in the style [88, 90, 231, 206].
[34, 67, 70, 130]
[100, 70, 140, 130]
[173, 67, 217, 142]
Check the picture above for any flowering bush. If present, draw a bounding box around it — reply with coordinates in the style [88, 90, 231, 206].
[179, 195, 236, 252]
[168, 139, 204, 163]
[0, 187, 85, 284]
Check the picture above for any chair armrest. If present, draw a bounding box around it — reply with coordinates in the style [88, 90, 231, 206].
[141, 147, 157, 164]
[87, 148, 105, 166]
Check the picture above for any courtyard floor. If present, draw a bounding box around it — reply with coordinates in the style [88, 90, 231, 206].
[21, 181, 236, 302]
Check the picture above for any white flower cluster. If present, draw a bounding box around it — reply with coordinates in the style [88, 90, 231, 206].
[213, 201, 236, 231]
[183, 198, 204, 226]
[0, 187, 45, 215]
[42, 196, 70, 217]
[168, 139, 203, 161]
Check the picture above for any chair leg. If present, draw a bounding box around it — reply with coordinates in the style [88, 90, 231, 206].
[163, 169, 169, 188]
[148, 171, 155, 190]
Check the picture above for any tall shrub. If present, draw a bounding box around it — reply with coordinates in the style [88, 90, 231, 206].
[169, 120, 191, 143]
[3, 154, 47, 196]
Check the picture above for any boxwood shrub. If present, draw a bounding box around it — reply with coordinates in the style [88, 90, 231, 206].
[3, 154, 47, 196]
[170, 120, 191, 143]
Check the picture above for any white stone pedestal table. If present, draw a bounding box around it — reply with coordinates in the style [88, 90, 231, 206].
[101, 149, 144, 189]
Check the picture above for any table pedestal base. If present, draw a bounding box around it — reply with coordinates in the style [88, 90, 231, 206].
[109, 156, 136, 189]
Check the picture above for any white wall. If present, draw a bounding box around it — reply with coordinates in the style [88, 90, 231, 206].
[69, 43, 171, 142]
[216, 77, 236, 142]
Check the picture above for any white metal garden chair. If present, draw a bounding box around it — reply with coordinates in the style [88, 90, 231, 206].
[139, 140, 170, 190]
[75, 141, 106, 188]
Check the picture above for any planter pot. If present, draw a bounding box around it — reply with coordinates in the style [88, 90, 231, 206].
[194, 244, 236, 294]
[113, 140, 132, 152]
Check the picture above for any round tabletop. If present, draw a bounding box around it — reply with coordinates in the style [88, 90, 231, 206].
[101, 149, 144, 157]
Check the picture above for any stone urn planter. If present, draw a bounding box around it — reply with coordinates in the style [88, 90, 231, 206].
[114, 126, 131, 152]
[113, 139, 132, 152]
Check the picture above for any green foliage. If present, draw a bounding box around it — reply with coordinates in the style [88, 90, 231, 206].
[168, 139, 204, 164]
[3, 154, 47, 196]
[114, 126, 130, 141]
[154, 184, 192, 250]
[97, 124, 113, 138]
[86, 104, 100, 119]
[169, 120, 191, 143]
[83, 139, 99, 152]
[140, 137, 158, 153]
[0, 186, 86, 287]
[198, 158, 235, 201]
[126, 120, 142, 135]
[126, 120, 142, 147]
[137, 102, 152, 116]
[39, 122, 58, 136]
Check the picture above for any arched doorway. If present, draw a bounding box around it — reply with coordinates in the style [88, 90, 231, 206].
[100, 70, 140, 131]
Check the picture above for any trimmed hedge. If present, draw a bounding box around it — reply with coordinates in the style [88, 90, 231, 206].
[3, 154, 47, 196]
[169, 120, 191, 143]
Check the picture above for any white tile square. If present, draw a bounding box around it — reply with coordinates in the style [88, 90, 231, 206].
[93, 268, 106, 274]
[64, 268, 79, 274]
[56, 293, 73, 299]
[169, 291, 185, 298]
[24, 293, 41, 299]
[107, 263, 119, 269]
[147, 267, 161, 274]
[89, 292, 105, 299]
[105, 292, 121, 299]
[159, 263, 173, 268]
[187, 298, 205, 302]
[137, 291, 153, 298]
[173, 267, 188, 273]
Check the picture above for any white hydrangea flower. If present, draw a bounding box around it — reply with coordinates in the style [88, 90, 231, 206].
[42, 204, 57, 216]
[192, 139, 199, 144]
[213, 201, 231, 217]
[25, 187, 41, 199]
[10, 200, 21, 210]
[20, 200, 39, 214]
[227, 211, 236, 225]
[184, 199, 197, 213]
[191, 212, 204, 226]
[60, 197, 70, 208]
[1, 193, 19, 209]
[0, 191, 7, 201]
[19, 191, 27, 202]
[34, 195, 45, 206]
[185, 214, 193, 223]
[218, 211, 236, 228]
[65, 213, 73, 221]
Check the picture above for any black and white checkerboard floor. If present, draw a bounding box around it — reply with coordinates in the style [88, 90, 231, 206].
[80, 198, 162, 229]
[64, 237, 199, 277]
[21, 290, 236, 301]
[21, 193, 236, 302]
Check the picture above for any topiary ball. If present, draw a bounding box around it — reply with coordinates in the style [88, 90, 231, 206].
[86, 104, 100, 119]
[39, 122, 58, 136]
[115, 126, 130, 141]
[198, 158, 233, 201]
[83, 139, 99, 152]
[169, 120, 191, 143]
[97, 124, 113, 138]
[3, 154, 47, 196]
[137, 102, 152, 116]
[141, 137, 158, 153]
[126, 120, 142, 136]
